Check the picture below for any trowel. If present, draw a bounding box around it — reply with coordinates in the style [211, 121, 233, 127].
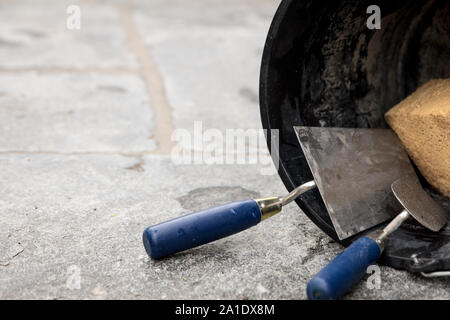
[143, 127, 415, 260]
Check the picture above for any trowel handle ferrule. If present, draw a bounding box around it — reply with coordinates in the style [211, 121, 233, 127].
[143, 199, 281, 260]
[307, 237, 382, 300]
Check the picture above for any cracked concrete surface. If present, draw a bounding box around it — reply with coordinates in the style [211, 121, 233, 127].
[0, 0, 448, 300]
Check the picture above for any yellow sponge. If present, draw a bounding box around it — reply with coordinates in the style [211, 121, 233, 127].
[385, 79, 450, 198]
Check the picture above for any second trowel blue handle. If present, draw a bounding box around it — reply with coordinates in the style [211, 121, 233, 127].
[307, 237, 382, 300]
[307, 210, 411, 300]
[143, 199, 271, 259]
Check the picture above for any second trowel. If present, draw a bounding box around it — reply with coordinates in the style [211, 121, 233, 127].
[306, 174, 448, 300]
[142, 127, 414, 259]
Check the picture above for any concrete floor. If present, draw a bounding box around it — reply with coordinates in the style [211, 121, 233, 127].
[0, 0, 448, 299]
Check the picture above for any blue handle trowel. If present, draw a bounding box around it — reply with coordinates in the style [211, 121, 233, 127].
[306, 174, 447, 300]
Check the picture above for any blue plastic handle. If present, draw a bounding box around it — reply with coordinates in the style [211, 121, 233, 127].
[143, 200, 262, 259]
[307, 237, 382, 300]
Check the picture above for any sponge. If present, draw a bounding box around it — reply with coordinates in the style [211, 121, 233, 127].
[385, 79, 450, 198]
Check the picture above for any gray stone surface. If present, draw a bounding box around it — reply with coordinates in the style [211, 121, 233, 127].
[0, 0, 448, 300]
[0, 73, 156, 153]
[0, 0, 137, 69]
[133, 0, 277, 137]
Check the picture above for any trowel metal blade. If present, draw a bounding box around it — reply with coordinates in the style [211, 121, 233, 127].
[392, 175, 448, 232]
[294, 126, 415, 240]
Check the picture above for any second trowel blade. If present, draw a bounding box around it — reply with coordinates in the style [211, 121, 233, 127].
[294, 126, 415, 240]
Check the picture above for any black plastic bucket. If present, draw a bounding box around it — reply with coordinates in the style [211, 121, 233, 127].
[260, 0, 450, 273]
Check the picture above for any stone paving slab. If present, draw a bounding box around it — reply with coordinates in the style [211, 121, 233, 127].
[122, 0, 279, 28]
[0, 72, 156, 153]
[0, 0, 137, 69]
[1, 154, 448, 300]
[133, 0, 278, 137]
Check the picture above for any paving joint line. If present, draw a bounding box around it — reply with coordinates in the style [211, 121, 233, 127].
[117, 5, 176, 155]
